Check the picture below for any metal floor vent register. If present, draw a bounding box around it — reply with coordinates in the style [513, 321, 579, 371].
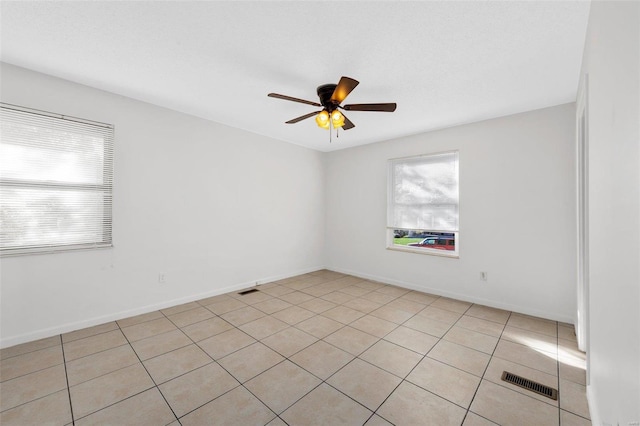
[238, 288, 260, 296]
[501, 371, 558, 400]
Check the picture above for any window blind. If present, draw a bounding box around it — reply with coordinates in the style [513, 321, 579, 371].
[0, 104, 114, 255]
[388, 151, 459, 232]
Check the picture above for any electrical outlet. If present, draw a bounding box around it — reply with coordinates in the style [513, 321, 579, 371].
[480, 272, 488, 281]
[158, 273, 166, 284]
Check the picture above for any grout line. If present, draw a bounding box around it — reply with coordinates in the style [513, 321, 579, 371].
[60, 334, 76, 425]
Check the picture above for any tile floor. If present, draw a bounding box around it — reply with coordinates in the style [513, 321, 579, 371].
[0, 270, 591, 425]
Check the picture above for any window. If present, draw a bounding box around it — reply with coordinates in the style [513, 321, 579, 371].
[0, 104, 114, 256]
[387, 151, 459, 256]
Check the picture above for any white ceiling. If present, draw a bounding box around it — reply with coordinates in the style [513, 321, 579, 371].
[1, 1, 590, 152]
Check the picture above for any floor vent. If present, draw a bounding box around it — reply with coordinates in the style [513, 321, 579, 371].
[501, 371, 558, 400]
[238, 288, 260, 296]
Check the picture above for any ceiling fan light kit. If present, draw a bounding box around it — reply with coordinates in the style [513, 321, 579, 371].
[268, 76, 397, 140]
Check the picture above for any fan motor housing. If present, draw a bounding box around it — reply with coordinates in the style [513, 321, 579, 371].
[317, 84, 339, 110]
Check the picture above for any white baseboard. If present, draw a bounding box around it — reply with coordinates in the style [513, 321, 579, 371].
[586, 385, 598, 425]
[329, 266, 575, 324]
[0, 265, 324, 349]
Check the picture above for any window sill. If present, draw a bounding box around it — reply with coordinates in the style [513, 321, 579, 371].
[386, 245, 459, 259]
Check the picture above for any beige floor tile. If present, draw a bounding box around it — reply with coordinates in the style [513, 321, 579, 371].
[404, 315, 453, 337]
[384, 325, 439, 355]
[298, 297, 338, 314]
[262, 327, 318, 357]
[267, 416, 289, 425]
[431, 297, 473, 313]
[272, 306, 316, 325]
[493, 339, 558, 376]
[417, 306, 463, 325]
[180, 385, 275, 425]
[204, 297, 247, 315]
[281, 383, 372, 426]
[130, 329, 192, 360]
[1, 335, 60, 360]
[62, 322, 119, 343]
[463, 412, 499, 425]
[159, 363, 239, 417]
[320, 291, 356, 304]
[220, 305, 266, 326]
[560, 379, 590, 419]
[75, 388, 176, 426]
[502, 325, 558, 354]
[181, 317, 234, 342]
[558, 325, 577, 342]
[387, 298, 427, 314]
[246, 360, 321, 413]
[353, 280, 386, 291]
[376, 286, 410, 297]
[121, 317, 177, 342]
[483, 356, 559, 406]
[295, 315, 344, 338]
[378, 381, 467, 425]
[328, 358, 401, 410]
[466, 304, 511, 324]
[197, 293, 234, 306]
[560, 409, 591, 426]
[428, 340, 491, 377]
[362, 291, 398, 304]
[252, 297, 293, 314]
[0, 364, 67, 411]
[198, 328, 256, 360]
[1, 345, 63, 381]
[63, 330, 128, 361]
[323, 326, 379, 356]
[370, 305, 415, 324]
[342, 297, 382, 313]
[339, 285, 371, 297]
[279, 291, 315, 304]
[456, 315, 505, 337]
[239, 316, 290, 340]
[161, 301, 201, 316]
[143, 344, 212, 384]
[116, 310, 164, 328]
[471, 380, 559, 425]
[558, 338, 584, 359]
[365, 414, 393, 425]
[507, 313, 558, 337]
[218, 342, 284, 383]
[443, 326, 499, 354]
[302, 284, 339, 297]
[290, 340, 354, 380]
[66, 344, 139, 386]
[70, 363, 154, 419]
[282, 280, 316, 291]
[559, 356, 587, 386]
[167, 306, 215, 328]
[360, 340, 422, 378]
[400, 291, 439, 305]
[0, 389, 71, 426]
[407, 357, 480, 408]
[258, 284, 295, 297]
[349, 315, 398, 338]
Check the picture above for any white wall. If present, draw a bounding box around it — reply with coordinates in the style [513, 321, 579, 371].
[0, 63, 325, 347]
[579, 2, 640, 424]
[325, 103, 577, 322]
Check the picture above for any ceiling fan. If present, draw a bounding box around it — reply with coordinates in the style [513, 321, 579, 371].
[268, 76, 397, 131]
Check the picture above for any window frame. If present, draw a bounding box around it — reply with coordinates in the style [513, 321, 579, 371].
[0, 103, 114, 257]
[386, 150, 460, 258]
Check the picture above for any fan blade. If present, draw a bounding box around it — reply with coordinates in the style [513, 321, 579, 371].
[285, 111, 320, 124]
[341, 113, 355, 130]
[268, 93, 322, 107]
[343, 103, 397, 112]
[330, 77, 359, 103]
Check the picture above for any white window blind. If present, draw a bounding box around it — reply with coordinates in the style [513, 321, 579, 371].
[0, 104, 114, 255]
[388, 151, 459, 232]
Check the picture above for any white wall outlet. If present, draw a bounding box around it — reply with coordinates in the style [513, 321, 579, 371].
[158, 273, 166, 284]
[480, 272, 488, 281]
